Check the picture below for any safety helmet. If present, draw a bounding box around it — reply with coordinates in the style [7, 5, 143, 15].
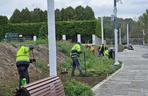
[76, 42, 81, 45]
[29, 45, 34, 50]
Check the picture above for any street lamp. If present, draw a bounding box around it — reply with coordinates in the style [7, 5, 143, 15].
[47, 0, 57, 76]
[113, 0, 120, 65]
[127, 24, 129, 46]
[143, 29, 145, 45]
[101, 17, 104, 44]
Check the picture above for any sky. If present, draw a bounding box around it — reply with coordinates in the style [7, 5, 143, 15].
[0, 0, 147, 19]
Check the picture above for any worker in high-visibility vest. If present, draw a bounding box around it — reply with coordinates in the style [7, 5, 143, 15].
[104, 47, 115, 59]
[16, 45, 35, 87]
[99, 44, 105, 56]
[70, 42, 83, 76]
[104, 48, 110, 58]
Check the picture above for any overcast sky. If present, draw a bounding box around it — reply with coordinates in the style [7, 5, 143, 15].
[0, 0, 147, 19]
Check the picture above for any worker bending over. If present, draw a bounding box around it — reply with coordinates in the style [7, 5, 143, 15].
[104, 47, 115, 59]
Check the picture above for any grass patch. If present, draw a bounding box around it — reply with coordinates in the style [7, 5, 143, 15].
[35, 59, 48, 73]
[3, 39, 48, 46]
[0, 80, 18, 96]
[57, 41, 115, 76]
[64, 80, 93, 96]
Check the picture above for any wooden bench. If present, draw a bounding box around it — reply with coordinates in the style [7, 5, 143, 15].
[15, 76, 65, 96]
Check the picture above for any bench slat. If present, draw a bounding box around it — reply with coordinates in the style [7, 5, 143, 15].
[27, 77, 59, 91]
[25, 77, 59, 88]
[56, 90, 65, 96]
[30, 85, 64, 95]
[17, 76, 65, 96]
[29, 79, 62, 94]
[29, 83, 51, 94]
[31, 87, 52, 96]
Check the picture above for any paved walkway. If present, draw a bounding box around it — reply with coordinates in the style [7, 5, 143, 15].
[93, 46, 148, 96]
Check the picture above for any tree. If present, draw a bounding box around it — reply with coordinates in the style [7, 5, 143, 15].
[60, 8, 68, 21]
[103, 17, 114, 39]
[21, 8, 31, 23]
[30, 8, 43, 22]
[10, 9, 22, 23]
[55, 9, 61, 21]
[64, 6, 75, 20]
[43, 10, 47, 22]
[139, 11, 148, 42]
[84, 6, 95, 20]
[0, 16, 8, 25]
[75, 6, 85, 20]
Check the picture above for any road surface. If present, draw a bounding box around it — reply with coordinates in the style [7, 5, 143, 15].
[93, 46, 148, 96]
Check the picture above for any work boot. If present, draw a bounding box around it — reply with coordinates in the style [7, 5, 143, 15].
[71, 71, 75, 76]
[79, 70, 85, 76]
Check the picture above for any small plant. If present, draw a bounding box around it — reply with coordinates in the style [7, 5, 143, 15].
[35, 59, 48, 73]
[64, 80, 93, 96]
[57, 40, 73, 56]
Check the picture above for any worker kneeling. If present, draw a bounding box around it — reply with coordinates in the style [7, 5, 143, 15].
[71, 42, 83, 76]
[104, 47, 115, 59]
[16, 45, 36, 88]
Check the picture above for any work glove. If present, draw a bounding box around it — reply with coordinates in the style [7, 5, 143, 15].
[32, 59, 36, 62]
[79, 51, 83, 54]
[30, 59, 36, 63]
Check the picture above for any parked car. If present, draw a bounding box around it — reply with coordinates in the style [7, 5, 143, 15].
[124, 44, 134, 50]
[5, 33, 19, 41]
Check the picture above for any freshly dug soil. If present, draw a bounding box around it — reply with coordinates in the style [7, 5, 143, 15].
[60, 73, 106, 87]
[0, 43, 65, 84]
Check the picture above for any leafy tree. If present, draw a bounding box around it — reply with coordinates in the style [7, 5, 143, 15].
[43, 10, 47, 22]
[60, 8, 69, 21]
[95, 19, 101, 37]
[64, 6, 75, 20]
[103, 17, 114, 39]
[0, 16, 8, 41]
[30, 8, 43, 22]
[55, 9, 61, 21]
[21, 8, 31, 23]
[10, 9, 22, 23]
[139, 10, 148, 42]
[0, 16, 8, 25]
[84, 6, 95, 20]
[75, 6, 85, 20]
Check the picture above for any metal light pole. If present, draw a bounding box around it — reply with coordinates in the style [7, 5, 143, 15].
[143, 29, 145, 45]
[126, 24, 129, 46]
[119, 28, 122, 45]
[113, 0, 119, 65]
[47, 0, 57, 76]
[101, 17, 104, 44]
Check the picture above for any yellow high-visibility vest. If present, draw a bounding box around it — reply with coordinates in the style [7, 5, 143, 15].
[104, 50, 109, 57]
[71, 44, 81, 52]
[16, 46, 30, 62]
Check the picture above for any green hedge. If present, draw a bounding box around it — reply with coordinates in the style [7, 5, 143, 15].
[0, 20, 101, 42]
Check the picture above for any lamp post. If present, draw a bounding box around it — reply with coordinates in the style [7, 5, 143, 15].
[127, 24, 129, 46]
[143, 29, 145, 45]
[113, 0, 119, 65]
[47, 0, 57, 76]
[119, 28, 122, 45]
[101, 17, 104, 44]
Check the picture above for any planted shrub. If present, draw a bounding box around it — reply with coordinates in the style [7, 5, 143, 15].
[64, 80, 93, 96]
